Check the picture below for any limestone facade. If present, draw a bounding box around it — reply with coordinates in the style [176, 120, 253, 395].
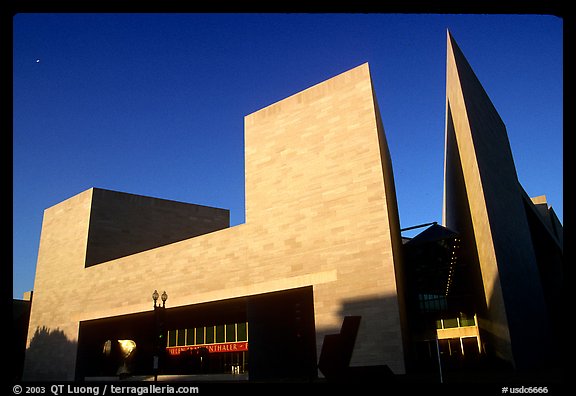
[24, 63, 407, 380]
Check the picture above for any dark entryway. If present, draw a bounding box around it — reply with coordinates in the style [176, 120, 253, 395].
[75, 286, 316, 381]
[247, 286, 317, 381]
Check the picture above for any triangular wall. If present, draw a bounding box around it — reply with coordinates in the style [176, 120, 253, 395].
[443, 31, 555, 369]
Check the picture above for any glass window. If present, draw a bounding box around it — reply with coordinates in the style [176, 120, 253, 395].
[195, 327, 205, 345]
[226, 323, 236, 342]
[177, 329, 186, 346]
[460, 313, 476, 326]
[443, 318, 458, 328]
[418, 294, 447, 313]
[237, 322, 247, 341]
[448, 338, 462, 356]
[439, 298, 447, 311]
[216, 325, 225, 343]
[185, 328, 194, 345]
[168, 330, 177, 347]
[205, 326, 215, 344]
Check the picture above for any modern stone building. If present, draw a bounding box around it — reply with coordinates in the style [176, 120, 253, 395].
[24, 62, 407, 381]
[22, 32, 561, 381]
[441, 32, 562, 370]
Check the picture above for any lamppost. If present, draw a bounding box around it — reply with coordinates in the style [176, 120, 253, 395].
[152, 290, 168, 381]
[153, 290, 168, 309]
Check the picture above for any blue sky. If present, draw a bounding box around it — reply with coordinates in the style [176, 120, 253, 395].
[12, 13, 563, 299]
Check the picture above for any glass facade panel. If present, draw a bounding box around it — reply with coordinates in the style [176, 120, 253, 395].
[460, 313, 476, 326]
[205, 326, 215, 344]
[418, 294, 447, 312]
[177, 329, 186, 346]
[443, 318, 458, 328]
[448, 338, 462, 356]
[216, 325, 225, 343]
[195, 327, 205, 345]
[165, 323, 250, 374]
[167, 322, 248, 348]
[226, 323, 236, 342]
[168, 330, 177, 347]
[186, 328, 195, 345]
[237, 322, 247, 341]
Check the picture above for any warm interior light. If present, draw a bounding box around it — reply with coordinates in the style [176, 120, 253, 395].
[117, 340, 137, 358]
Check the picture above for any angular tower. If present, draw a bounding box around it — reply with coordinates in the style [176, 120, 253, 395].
[442, 31, 561, 369]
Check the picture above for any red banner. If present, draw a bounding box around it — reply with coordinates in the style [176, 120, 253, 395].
[167, 342, 248, 356]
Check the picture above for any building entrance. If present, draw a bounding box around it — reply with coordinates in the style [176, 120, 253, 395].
[164, 321, 249, 375]
[75, 286, 316, 381]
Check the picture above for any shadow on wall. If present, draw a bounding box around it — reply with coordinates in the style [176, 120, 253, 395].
[314, 294, 407, 379]
[318, 315, 395, 383]
[23, 326, 77, 381]
[482, 271, 556, 372]
[13, 299, 32, 381]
